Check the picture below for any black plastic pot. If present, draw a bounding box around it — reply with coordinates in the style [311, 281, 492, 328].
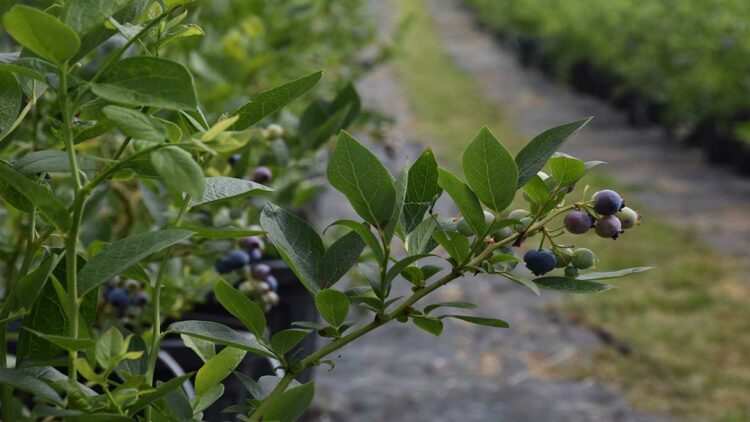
[159, 259, 317, 420]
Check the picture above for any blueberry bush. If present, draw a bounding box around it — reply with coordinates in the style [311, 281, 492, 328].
[0, 1, 650, 420]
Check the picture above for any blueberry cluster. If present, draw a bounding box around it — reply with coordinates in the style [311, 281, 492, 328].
[227, 123, 282, 183]
[563, 190, 641, 240]
[215, 236, 280, 312]
[103, 278, 149, 322]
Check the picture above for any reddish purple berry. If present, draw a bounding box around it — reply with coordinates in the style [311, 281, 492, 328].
[134, 291, 150, 306]
[523, 249, 556, 276]
[593, 190, 623, 216]
[241, 236, 265, 252]
[595, 215, 623, 239]
[253, 263, 272, 280]
[564, 211, 594, 234]
[251, 166, 272, 183]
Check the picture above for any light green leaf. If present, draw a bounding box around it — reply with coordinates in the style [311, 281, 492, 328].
[214, 279, 266, 338]
[180, 334, 214, 363]
[96, 327, 125, 369]
[231, 71, 322, 130]
[192, 383, 223, 414]
[402, 148, 441, 233]
[407, 216, 438, 256]
[180, 225, 263, 239]
[189, 176, 271, 207]
[102, 105, 166, 142]
[2, 5, 80, 64]
[548, 154, 586, 186]
[327, 131, 396, 228]
[271, 329, 311, 355]
[200, 115, 239, 142]
[195, 346, 246, 396]
[262, 381, 315, 422]
[315, 289, 350, 327]
[92, 57, 197, 110]
[13, 150, 97, 175]
[437, 168, 485, 235]
[321, 231, 365, 288]
[576, 267, 653, 281]
[167, 320, 274, 358]
[0, 161, 70, 231]
[154, 24, 204, 51]
[441, 315, 510, 328]
[0, 70, 22, 134]
[0, 368, 62, 404]
[26, 329, 95, 351]
[515, 117, 592, 187]
[432, 227, 470, 262]
[463, 127, 518, 212]
[534, 276, 615, 293]
[150, 146, 205, 199]
[77, 229, 194, 295]
[260, 203, 324, 294]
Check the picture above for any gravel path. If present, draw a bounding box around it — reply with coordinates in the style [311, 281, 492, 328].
[307, 1, 674, 421]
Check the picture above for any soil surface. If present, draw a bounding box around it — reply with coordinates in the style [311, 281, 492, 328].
[302, 0, 726, 420]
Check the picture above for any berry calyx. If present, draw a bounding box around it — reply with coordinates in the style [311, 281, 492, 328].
[523, 249, 556, 276]
[595, 215, 623, 239]
[251, 166, 273, 183]
[593, 190, 624, 215]
[616, 207, 641, 229]
[564, 211, 594, 234]
[571, 248, 597, 269]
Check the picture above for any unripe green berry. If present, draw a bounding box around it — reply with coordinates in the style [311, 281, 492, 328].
[564, 266, 579, 278]
[555, 248, 573, 268]
[616, 207, 640, 229]
[493, 226, 513, 242]
[508, 209, 530, 220]
[572, 248, 597, 269]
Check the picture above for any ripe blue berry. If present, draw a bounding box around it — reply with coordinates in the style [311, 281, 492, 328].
[241, 236, 265, 252]
[593, 190, 623, 216]
[228, 153, 241, 167]
[572, 248, 597, 269]
[249, 248, 263, 262]
[265, 275, 278, 292]
[106, 287, 130, 309]
[564, 211, 594, 234]
[251, 166, 272, 183]
[523, 249, 556, 276]
[595, 215, 623, 239]
[216, 250, 250, 273]
[253, 263, 272, 280]
[616, 207, 640, 229]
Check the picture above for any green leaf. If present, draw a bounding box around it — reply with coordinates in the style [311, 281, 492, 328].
[0, 161, 70, 231]
[180, 225, 263, 239]
[13, 150, 97, 176]
[77, 229, 194, 295]
[327, 131, 396, 228]
[167, 320, 274, 358]
[9, 253, 59, 312]
[260, 203, 324, 294]
[271, 329, 311, 355]
[402, 148, 441, 233]
[150, 146, 205, 199]
[385, 164, 408, 241]
[25, 329, 94, 351]
[437, 168, 485, 235]
[326, 219, 383, 263]
[262, 381, 315, 422]
[384, 254, 432, 293]
[0, 69, 22, 134]
[231, 71, 322, 130]
[432, 227, 470, 262]
[189, 176, 271, 207]
[424, 301, 477, 315]
[128, 373, 192, 415]
[102, 105, 166, 142]
[62, 0, 135, 35]
[0, 368, 62, 404]
[534, 276, 615, 293]
[315, 289, 350, 327]
[522, 174, 550, 208]
[193, 383, 224, 414]
[441, 315, 510, 328]
[2, 5, 80, 64]
[330, 82, 362, 128]
[462, 127, 518, 212]
[412, 317, 443, 336]
[214, 279, 266, 338]
[548, 154, 586, 186]
[195, 346, 246, 396]
[576, 266, 653, 281]
[500, 272, 540, 297]
[321, 231, 365, 288]
[180, 334, 214, 363]
[91, 57, 197, 110]
[515, 117, 592, 187]
[154, 24, 204, 51]
[302, 105, 351, 150]
[96, 326, 126, 369]
[407, 216, 438, 256]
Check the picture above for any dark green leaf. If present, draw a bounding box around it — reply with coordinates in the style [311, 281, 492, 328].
[441, 315, 509, 328]
[321, 231, 365, 288]
[385, 164, 408, 241]
[231, 71, 322, 130]
[0, 161, 70, 231]
[315, 289, 350, 327]
[92, 57, 197, 110]
[25, 329, 95, 351]
[150, 146, 205, 199]
[167, 320, 274, 357]
[515, 117, 592, 187]
[437, 168, 485, 235]
[424, 301, 477, 315]
[189, 176, 271, 207]
[9, 253, 59, 312]
[326, 219, 383, 263]
[102, 105, 166, 142]
[180, 226, 264, 239]
[271, 329, 311, 355]
[0, 69, 22, 134]
[576, 267, 653, 281]
[62, 0, 135, 35]
[432, 228, 470, 262]
[407, 216, 438, 256]
[462, 127, 518, 212]
[522, 174, 550, 207]
[548, 154, 586, 186]
[263, 381, 315, 422]
[214, 279, 266, 338]
[327, 131, 396, 228]
[0, 367, 62, 404]
[412, 317, 443, 336]
[330, 83, 361, 128]
[128, 374, 192, 415]
[2, 5, 80, 64]
[384, 254, 432, 293]
[534, 276, 614, 293]
[13, 150, 97, 175]
[402, 148, 441, 233]
[78, 229, 194, 295]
